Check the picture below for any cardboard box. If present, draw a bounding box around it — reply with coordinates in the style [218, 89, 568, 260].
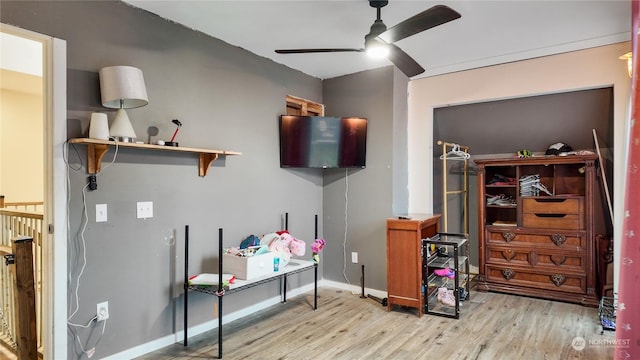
[223, 252, 275, 280]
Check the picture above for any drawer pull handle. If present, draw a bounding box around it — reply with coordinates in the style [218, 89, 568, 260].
[501, 250, 515, 261]
[502, 268, 515, 280]
[535, 213, 567, 218]
[550, 234, 567, 246]
[551, 274, 566, 287]
[533, 198, 566, 203]
[501, 231, 516, 242]
[550, 255, 567, 266]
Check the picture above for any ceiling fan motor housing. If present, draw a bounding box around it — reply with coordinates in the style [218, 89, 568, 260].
[369, 1, 389, 9]
[366, 20, 387, 41]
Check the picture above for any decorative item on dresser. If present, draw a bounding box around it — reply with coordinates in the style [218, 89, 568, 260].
[386, 214, 441, 317]
[474, 154, 600, 306]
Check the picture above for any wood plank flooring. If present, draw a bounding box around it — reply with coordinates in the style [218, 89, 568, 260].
[137, 286, 613, 359]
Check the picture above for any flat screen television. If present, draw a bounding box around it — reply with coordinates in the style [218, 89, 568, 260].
[279, 115, 367, 168]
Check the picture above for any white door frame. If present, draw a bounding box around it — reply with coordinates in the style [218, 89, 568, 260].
[1, 23, 68, 360]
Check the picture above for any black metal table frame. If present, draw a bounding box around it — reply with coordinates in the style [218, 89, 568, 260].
[182, 226, 318, 359]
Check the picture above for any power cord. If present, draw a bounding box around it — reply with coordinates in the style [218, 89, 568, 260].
[341, 169, 358, 295]
[70, 315, 107, 359]
[64, 136, 120, 358]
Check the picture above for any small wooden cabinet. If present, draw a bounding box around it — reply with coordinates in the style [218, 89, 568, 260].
[474, 154, 599, 306]
[386, 214, 440, 317]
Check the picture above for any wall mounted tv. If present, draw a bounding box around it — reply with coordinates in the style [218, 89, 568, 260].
[279, 115, 367, 168]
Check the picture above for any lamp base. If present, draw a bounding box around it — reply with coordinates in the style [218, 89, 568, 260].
[112, 136, 135, 143]
[109, 108, 137, 140]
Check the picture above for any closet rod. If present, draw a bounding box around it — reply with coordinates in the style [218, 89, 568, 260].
[437, 140, 469, 152]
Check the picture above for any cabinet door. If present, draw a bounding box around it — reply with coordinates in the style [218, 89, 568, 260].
[387, 229, 421, 300]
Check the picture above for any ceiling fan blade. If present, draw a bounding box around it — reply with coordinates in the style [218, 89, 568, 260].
[387, 44, 424, 77]
[378, 5, 461, 43]
[275, 48, 363, 54]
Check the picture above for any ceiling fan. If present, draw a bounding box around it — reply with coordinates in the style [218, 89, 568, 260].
[275, 1, 461, 77]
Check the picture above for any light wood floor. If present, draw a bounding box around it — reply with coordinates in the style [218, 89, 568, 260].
[138, 286, 613, 360]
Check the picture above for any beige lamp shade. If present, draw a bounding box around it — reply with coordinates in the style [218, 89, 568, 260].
[99, 65, 148, 140]
[99, 66, 148, 108]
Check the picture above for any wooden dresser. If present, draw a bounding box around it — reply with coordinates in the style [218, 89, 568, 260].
[386, 214, 441, 317]
[474, 155, 599, 306]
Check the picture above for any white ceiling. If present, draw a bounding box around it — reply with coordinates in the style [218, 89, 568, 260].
[127, 1, 630, 80]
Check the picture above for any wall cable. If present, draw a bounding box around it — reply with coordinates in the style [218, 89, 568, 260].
[64, 137, 120, 358]
[341, 168, 357, 294]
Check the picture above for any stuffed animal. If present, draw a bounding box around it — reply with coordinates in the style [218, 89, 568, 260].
[261, 232, 292, 267]
[311, 238, 326, 263]
[282, 233, 306, 256]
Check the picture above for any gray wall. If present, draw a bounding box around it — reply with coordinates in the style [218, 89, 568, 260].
[2, 1, 332, 358]
[322, 67, 408, 292]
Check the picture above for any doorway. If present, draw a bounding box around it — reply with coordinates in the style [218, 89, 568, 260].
[0, 23, 67, 360]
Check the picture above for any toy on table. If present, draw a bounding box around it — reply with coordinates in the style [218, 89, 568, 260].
[311, 238, 326, 264]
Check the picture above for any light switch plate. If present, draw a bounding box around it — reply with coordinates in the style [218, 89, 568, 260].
[137, 201, 153, 219]
[96, 204, 107, 222]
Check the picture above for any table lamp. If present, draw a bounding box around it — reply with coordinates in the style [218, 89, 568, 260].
[99, 66, 148, 142]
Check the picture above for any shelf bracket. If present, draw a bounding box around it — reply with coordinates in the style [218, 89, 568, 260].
[199, 153, 219, 177]
[86, 144, 109, 174]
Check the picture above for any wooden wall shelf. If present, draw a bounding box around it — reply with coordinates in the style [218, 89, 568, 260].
[68, 138, 241, 177]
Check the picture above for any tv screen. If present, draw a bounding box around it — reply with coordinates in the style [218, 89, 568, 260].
[279, 115, 367, 168]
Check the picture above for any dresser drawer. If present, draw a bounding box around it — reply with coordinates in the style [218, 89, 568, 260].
[522, 197, 583, 230]
[486, 228, 586, 250]
[485, 245, 586, 272]
[485, 264, 586, 294]
[522, 213, 583, 230]
[522, 197, 582, 214]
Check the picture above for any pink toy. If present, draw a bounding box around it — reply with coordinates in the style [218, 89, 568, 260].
[312, 238, 325, 253]
[264, 233, 292, 267]
[283, 233, 306, 256]
[434, 268, 455, 279]
[311, 238, 326, 263]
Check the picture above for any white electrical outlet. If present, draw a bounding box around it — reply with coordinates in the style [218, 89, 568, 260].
[351, 252, 358, 263]
[136, 201, 153, 219]
[96, 204, 107, 222]
[97, 301, 109, 321]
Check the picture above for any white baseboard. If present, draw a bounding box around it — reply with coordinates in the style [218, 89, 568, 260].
[321, 279, 388, 299]
[103, 282, 317, 360]
[103, 280, 387, 359]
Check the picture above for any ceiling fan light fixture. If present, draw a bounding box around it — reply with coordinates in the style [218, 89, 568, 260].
[365, 38, 389, 58]
[366, 44, 389, 58]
